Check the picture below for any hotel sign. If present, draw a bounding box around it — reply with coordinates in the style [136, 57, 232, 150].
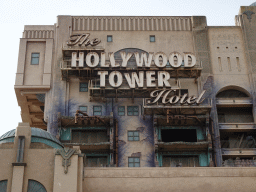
[71, 51, 196, 88]
[147, 89, 206, 105]
[67, 34, 206, 106]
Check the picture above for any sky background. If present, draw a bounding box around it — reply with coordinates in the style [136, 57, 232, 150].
[0, 0, 254, 136]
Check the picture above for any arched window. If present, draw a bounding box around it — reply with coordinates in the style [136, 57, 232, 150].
[27, 180, 46, 192]
[216, 89, 249, 98]
[0, 180, 7, 192]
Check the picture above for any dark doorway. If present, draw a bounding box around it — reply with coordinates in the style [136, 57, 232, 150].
[161, 129, 197, 142]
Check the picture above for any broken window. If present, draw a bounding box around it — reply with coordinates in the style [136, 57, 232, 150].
[161, 129, 197, 142]
[220, 131, 256, 148]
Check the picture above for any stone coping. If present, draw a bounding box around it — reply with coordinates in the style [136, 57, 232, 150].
[84, 167, 256, 178]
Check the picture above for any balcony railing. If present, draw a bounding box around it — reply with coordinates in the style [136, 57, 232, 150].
[222, 159, 256, 167]
[219, 123, 256, 130]
[216, 98, 252, 106]
[222, 148, 256, 156]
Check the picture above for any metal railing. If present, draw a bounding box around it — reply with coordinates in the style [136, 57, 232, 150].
[222, 159, 256, 167]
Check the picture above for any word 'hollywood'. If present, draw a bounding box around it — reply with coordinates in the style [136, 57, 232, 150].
[72, 51, 197, 88]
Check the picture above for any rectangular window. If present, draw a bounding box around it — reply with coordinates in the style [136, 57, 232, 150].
[127, 106, 139, 116]
[128, 157, 140, 167]
[80, 82, 88, 92]
[79, 106, 87, 112]
[93, 106, 102, 116]
[107, 35, 112, 42]
[128, 131, 139, 141]
[150, 35, 155, 42]
[31, 53, 40, 65]
[118, 106, 125, 116]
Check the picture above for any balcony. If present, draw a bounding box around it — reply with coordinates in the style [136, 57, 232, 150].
[157, 141, 210, 152]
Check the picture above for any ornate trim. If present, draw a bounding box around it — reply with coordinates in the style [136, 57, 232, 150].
[56, 148, 79, 174]
[243, 10, 255, 22]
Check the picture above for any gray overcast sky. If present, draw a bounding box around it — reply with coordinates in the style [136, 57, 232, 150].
[0, 0, 254, 136]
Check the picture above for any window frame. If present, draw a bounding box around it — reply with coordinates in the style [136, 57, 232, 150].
[93, 106, 102, 116]
[79, 82, 88, 92]
[127, 106, 139, 116]
[107, 35, 113, 42]
[31, 52, 40, 65]
[118, 106, 125, 116]
[79, 106, 87, 112]
[128, 157, 140, 167]
[128, 131, 139, 141]
[150, 35, 155, 42]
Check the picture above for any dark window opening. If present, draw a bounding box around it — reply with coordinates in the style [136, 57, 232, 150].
[220, 131, 256, 148]
[217, 107, 253, 123]
[161, 129, 197, 142]
[163, 155, 199, 167]
[72, 130, 108, 143]
[216, 89, 249, 98]
[85, 156, 108, 167]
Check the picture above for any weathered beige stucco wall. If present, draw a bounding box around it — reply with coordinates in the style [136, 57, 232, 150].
[22, 149, 55, 192]
[208, 27, 251, 94]
[83, 167, 256, 192]
[0, 150, 15, 191]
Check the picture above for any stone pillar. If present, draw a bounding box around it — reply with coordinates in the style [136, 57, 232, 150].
[11, 122, 31, 192]
[11, 166, 25, 192]
[53, 147, 83, 192]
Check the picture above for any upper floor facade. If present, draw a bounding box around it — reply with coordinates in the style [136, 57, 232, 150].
[14, 4, 256, 167]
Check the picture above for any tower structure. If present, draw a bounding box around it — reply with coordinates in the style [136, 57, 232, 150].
[14, 4, 256, 168]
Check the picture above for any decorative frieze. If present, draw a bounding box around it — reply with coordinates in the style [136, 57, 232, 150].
[23, 30, 54, 39]
[56, 147, 80, 174]
[72, 16, 192, 31]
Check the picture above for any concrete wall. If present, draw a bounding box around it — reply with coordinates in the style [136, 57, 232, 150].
[83, 167, 256, 192]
